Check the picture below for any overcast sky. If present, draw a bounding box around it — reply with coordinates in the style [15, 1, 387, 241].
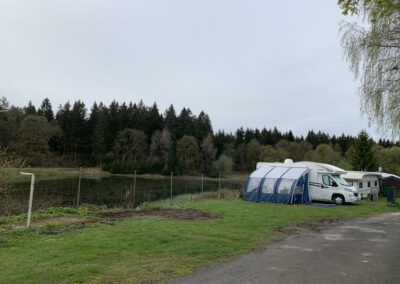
[0, 0, 378, 138]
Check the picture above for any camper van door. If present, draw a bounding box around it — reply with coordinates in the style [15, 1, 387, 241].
[320, 174, 338, 200]
[310, 174, 336, 201]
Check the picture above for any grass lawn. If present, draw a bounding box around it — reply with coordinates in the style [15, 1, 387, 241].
[0, 197, 398, 283]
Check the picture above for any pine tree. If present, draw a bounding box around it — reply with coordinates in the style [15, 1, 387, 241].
[24, 101, 36, 116]
[37, 98, 54, 122]
[352, 130, 377, 171]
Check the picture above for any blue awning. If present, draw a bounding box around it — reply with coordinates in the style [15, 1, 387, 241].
[244, 165, 311, 204]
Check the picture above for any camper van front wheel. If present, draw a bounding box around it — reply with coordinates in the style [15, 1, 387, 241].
[332, 195, 345, 205]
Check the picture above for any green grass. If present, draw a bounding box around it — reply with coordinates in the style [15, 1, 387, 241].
[0, 205, 106, 226]
[0, 198, 398, 283]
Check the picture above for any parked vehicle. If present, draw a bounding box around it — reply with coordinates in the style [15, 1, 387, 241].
[341, 171, 381, 200]
[250, 161, 359, 205]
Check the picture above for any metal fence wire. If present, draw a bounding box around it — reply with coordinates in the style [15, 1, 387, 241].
[1, 171, 246, 215]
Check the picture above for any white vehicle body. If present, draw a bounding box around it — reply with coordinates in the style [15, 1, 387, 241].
[341, 171, 381, 199]
[256, 161, 359, 204]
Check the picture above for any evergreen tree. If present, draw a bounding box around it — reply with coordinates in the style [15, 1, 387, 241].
[88, 102, 108, 164]
[195, 111, 213, 141]
[24, 100, 36, 116]
[176, 108, 195, 139]
[214, 130, 235, 156]
[164, 104, 177, 137]
[56, 102, 72, 156]
[147, 103, 163, 135]
[107, 100, 121, 151]
[70, 100, 87, 162]
[351, 130, 377, 171]
[37, 98, 54, 122]
[234, 127, 245, 146]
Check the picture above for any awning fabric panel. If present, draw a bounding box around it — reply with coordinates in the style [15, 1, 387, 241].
[244, 166, 310, 204]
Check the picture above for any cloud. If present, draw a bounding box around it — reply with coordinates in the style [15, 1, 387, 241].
[0, 0, 374, 137]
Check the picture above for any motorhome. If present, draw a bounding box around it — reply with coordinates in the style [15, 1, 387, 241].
[294, 162, 359, 204]
[341, 171, 381, 199]
[247, 161, 359, 205]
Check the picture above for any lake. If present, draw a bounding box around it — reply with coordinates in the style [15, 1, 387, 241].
[2, 176, 245, 215]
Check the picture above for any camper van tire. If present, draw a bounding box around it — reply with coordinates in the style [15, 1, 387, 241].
[332, 194, 345, 205]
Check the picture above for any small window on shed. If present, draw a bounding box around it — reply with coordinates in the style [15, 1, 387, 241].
[367, 181, 371, 187]
[359, 182, 363, 188]
[374, 181, 378, 186]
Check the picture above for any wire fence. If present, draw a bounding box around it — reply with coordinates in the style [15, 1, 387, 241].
[1, 170, 246, 215]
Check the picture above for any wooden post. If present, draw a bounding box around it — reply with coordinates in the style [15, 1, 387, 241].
[77, 167, 82, 208]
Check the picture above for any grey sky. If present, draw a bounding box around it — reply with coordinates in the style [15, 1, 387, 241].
[0, 0, 375, 138]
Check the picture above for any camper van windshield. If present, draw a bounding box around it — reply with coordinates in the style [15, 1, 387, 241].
[332, 175, 350, 186]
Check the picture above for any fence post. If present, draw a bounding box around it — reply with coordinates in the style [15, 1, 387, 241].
[170, 172, 173, 199]
[20, 172, 35, 228]
[77, 167, 82, 208]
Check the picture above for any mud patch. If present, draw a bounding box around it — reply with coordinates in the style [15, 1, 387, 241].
[278, 219, 342, 235]
[98, 208, 221, 220]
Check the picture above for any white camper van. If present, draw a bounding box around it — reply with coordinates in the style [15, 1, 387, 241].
[341, 171, 381, 199]
[256, 161, 359, 205]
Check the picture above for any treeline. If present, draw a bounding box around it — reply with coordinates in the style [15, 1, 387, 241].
[1, 97, 400, 175]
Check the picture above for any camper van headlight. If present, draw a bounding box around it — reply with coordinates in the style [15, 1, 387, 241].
[344, 188, 353, 193]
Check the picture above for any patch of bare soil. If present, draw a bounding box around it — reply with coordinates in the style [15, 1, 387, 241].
[98, 208, 221, 220]
[278, 219, 342, 235]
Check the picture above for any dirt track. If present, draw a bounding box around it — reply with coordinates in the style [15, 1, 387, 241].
[99, 208, 221, 220]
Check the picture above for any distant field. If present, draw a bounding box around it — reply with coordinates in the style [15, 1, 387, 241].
[0, 195, 398, 283]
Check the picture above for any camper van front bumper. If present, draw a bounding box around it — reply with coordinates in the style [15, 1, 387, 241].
[347, 194, 357, 202]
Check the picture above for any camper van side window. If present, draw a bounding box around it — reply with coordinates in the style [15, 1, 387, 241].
[322, 175, 337, 187]
[359, 182, 363, 188]
[322, 175, 330, 186]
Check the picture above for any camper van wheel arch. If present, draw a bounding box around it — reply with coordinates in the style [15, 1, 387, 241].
[332, 194, 345, 205]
